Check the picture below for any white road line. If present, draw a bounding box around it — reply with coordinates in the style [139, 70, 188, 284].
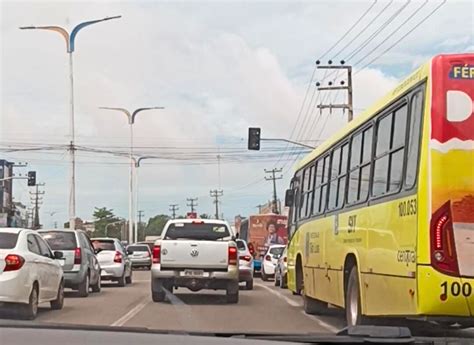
[255, 282, 339, 333]
[255, 283, 301, 307]
[110, 298, 150, 327]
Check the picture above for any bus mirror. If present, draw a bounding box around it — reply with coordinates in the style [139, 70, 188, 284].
[285, 189, 294, 207]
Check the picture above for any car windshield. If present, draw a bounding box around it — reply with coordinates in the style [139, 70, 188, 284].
[40, 231, 77, 250]
[127, 245, 148, 252]
[1, 0, 472, 341]
[165, 223, 231, 240]
[0, 232, 18, 249]
[269, 247, 285, 256]
[91, 240, 115, 251]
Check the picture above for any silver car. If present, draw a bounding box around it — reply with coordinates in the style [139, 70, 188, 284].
[38, 229, 101, 297]
[91, 238, 132, 286]
[126, 244, 152, 270]
[236, 239, 254, 290]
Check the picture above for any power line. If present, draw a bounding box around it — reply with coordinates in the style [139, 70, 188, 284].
[209, 190, 223, 219]
[186, 197, 198, 213]
[169, 204, 179, 219]
[264, 168, 283, 214]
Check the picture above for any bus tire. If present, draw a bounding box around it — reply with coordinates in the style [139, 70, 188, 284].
[303, 293, 327, 315]
[345, 266, 367, 326]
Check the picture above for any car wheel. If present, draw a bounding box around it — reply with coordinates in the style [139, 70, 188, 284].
[117, 270, 126, 287]
[280, 273, 287, 289]
[345, 266, 367, 326]
[245, 279, 254, 290]
[151, 279, 167, 302]
[78, 273, 90, 297]
[20, 284, 39, 320]
[91, 275, 101, 293]
[226, 281, 239, 303]
[274, 269, 280, 286]
[50, 280, 64, 310]
[261, 267, 269, 281]
[125, 269, 132, 285]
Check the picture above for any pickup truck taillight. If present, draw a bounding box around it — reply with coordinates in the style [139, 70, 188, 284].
[74, 247, 82, 265]
[114, 251, 123, 263]
[228, 246, 238, 265]
[153, 245, 161, 264]
[4, 254, 25, 272]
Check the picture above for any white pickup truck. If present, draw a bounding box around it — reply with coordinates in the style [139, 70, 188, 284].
[150, 219, 239, 303]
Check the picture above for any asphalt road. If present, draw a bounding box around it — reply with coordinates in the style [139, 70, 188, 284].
[2, 270, 474, 339]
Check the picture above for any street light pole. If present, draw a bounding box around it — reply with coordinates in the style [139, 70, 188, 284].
[134, 156, 156, 242]
[20, 16, 122, 230]
[99, 107, 164, 243]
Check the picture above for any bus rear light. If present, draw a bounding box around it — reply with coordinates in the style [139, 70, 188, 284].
[430, 201, 459, 276]
[152, 245, 161, 264]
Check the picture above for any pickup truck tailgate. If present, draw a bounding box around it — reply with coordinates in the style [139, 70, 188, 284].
[161, 241, 228, 269]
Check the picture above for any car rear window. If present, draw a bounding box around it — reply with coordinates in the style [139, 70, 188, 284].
[269, 247, 285, 255]
[0, 232, 19, 249]
[92, 240, 116, 251]
[236, 240, 246, 251]
[165, 222, 230, 240]
[127, 245, 148, 252]
[40, 231, 77, 250]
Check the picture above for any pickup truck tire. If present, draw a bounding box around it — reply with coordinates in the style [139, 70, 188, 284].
[151, 279, 168, 302]
[226, 281, 239, 303]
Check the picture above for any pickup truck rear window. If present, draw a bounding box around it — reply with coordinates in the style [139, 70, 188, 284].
[165, 223, 230, 240]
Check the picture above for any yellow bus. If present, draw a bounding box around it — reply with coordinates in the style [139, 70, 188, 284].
[284, 53, 474, 327]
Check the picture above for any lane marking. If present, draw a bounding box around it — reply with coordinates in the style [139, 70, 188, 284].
[110, 298, 150, 327]
[255, 282, 339, 333]
[255, 283, 301, 307]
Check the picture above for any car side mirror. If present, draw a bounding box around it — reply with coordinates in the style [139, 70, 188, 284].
[285, 189, 294, 207]
[126, 249, 133, 255]
[53, 251, 64, 259]
[94, 248, 102, 254]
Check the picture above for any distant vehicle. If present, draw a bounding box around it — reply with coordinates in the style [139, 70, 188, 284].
[39, 229, 101, 297]
[0, 228, 64, 319]
[236, 239, 254, 290]
[138, 241, 155, 253]
[238, 214, 288, 274]
[127, 244, 152, 270]
[91, 237, 133, 287]
[151, 219, 239, 303]
[261, 245, 285, 281]
[274, 247, 288, 288]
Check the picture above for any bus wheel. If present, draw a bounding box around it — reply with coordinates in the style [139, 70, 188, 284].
[345, 266, 366, 326]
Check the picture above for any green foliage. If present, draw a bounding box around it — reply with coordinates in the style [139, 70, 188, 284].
[145, 214, 170, 236]
[92, 207, 121, 238]
[199, 213, 210, 219]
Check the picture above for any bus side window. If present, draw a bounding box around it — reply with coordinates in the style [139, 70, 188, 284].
[405, 91, 424, 189]
[312, 159, 323, 215]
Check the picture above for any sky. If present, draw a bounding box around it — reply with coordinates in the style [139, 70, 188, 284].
[1, 0, 472, 227]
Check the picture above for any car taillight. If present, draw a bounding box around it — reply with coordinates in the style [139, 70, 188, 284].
[4, 254, 25, 272]
[114, 251, 122, 263]
[430, 201, 459, 276]
[74, 247, 82, 265]
[152, 245, 161, 264]
[228, 246, 238, 265]
[239, 255, 251, 262]
[265, 255, 271, 261]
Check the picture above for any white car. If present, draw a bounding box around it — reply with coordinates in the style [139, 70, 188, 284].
[236, 239, 254, 290]
[261, 244, 286, 281]
[91, 237, 132, 286]
[0, 228, 65, 319]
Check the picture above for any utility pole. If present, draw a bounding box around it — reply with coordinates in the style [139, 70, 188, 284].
[137, 210, 144, 241]
[255, 204, 264, 214]
[186, 198, 198, 213]
[29, 183, 45, 230]
[169, 204, 179, 219]
[209, 190, 223, 219]
[316, 60, 353, 122]
[264, 168, 283, 214]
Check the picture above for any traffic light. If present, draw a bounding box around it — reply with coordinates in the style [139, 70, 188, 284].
[248, 127, 261, 150]
[27, 171, 36, 186]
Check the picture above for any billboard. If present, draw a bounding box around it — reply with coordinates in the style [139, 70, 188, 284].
[246, 214, 287, 260]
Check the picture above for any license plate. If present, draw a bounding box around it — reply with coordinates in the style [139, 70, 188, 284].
[181, 270, 206, 277]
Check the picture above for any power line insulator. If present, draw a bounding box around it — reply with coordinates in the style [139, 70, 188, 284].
[340, 60, 345, 65]
[328, 81, 333, 86]
[341, 80, 345, 85]
[328, 60, 333, 65]
[316, 82, 320, 87]
[316, 60, 320, 65]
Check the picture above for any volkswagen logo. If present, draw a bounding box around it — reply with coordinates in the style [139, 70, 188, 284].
[190, 249, 199, 257]
[162, 248, 168, 255]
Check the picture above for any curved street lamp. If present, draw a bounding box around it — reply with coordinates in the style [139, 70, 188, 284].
[20, 16, 122, 230]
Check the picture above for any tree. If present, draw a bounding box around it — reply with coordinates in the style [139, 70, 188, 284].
[199, 213, 210, 219]
[92, 207, 120, 238]
[145, 214, 170, 236]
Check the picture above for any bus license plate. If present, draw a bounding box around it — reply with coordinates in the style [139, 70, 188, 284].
[181, 270, 207, 277]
